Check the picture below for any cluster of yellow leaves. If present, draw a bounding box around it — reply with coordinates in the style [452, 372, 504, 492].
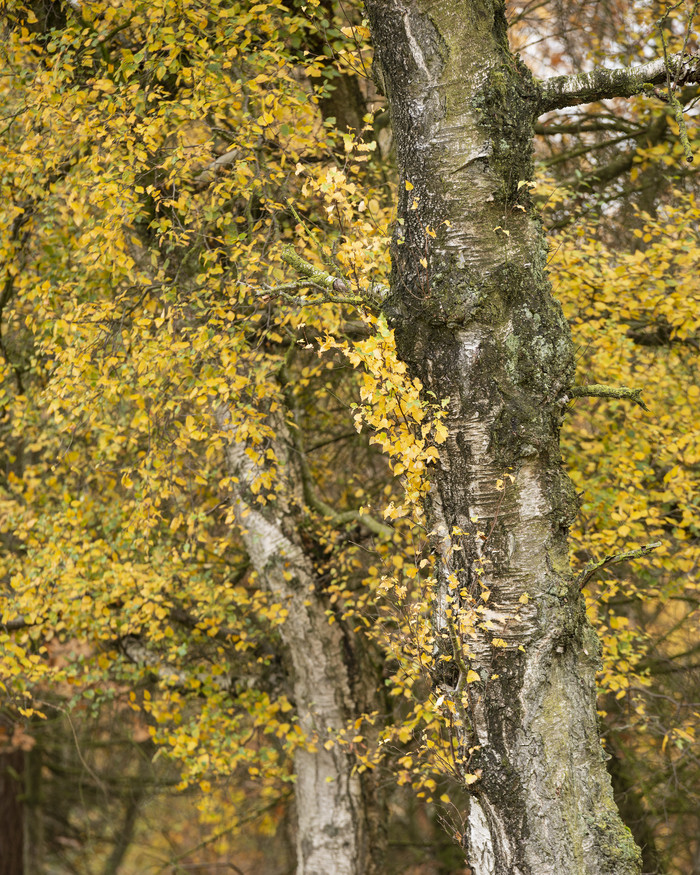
[1, 0, 468, 828]
[550, 187, 700, 855]
[0, 0, 391, 801]
[555, 193, 700, 633]
[321, 313, 449, 521]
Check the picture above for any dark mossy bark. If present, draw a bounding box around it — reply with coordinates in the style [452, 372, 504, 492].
[365, 2, 642, 873]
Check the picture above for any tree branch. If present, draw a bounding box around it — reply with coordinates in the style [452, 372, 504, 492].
[278, 356, 394, 539]
[577, 542, 662, 591]
[538, 52, 700, 114]
[2, 618, 29, 631]
[281, 246, 389, 309]
[253, 278, 362, 307]
[569, 383, 648, 410]
[193, 149, 240, 191]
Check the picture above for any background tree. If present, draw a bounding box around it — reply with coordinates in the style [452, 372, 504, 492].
[0, 1, 392, 871]
[511, 4, 700, 870]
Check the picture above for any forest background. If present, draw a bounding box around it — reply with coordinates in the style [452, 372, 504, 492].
[1, 0, 699, 873]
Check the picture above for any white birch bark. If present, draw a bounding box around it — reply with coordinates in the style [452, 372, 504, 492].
[217, 409, 370, 875]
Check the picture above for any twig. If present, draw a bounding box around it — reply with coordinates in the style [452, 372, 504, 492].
[656, 1, 697, 162]
[278, 356, 393, 538]
[577, 541, 662, 590]
[281, 245, 389, 308]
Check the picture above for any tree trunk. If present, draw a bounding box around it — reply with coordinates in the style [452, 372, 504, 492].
[365, 2, 641, 873]
[0, 748, 24, 875]
[218, 410, 384, 875]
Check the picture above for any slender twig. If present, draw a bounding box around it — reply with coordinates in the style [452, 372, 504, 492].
[577, 542, 662, 591]
[656, 1, 698, 162]
[278, 356, 393, 538]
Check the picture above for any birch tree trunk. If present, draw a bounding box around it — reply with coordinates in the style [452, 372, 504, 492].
[364, 2, 643, 872]
[217, 409, 383, 875]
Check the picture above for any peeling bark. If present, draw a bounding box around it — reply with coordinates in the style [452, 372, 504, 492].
[217, 410, 383, 875]
[365, 2, 642, 873]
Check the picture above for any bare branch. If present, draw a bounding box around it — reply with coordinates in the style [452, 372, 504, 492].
[538, 52, 700, 114]
[569, 383, 648, 410]
[577, 542, 662, 591]
[119, 635, 233, 691]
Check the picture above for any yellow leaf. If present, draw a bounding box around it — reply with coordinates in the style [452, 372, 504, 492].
[434, 422, 448, 444]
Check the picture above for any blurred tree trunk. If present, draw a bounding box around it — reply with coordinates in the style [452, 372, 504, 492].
[365, 2, 642, 872]
[607, 744, 662, 875]
[0, 747, 24, 875]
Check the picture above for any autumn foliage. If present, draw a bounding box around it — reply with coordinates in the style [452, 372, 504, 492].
[1, 0, 699, 871]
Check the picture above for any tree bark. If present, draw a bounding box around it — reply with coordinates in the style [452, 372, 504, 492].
[365, 2, 641, 873]
[217, 410, 384, 875]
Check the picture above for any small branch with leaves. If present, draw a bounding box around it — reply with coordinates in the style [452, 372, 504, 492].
[280, 246, 389, 309]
